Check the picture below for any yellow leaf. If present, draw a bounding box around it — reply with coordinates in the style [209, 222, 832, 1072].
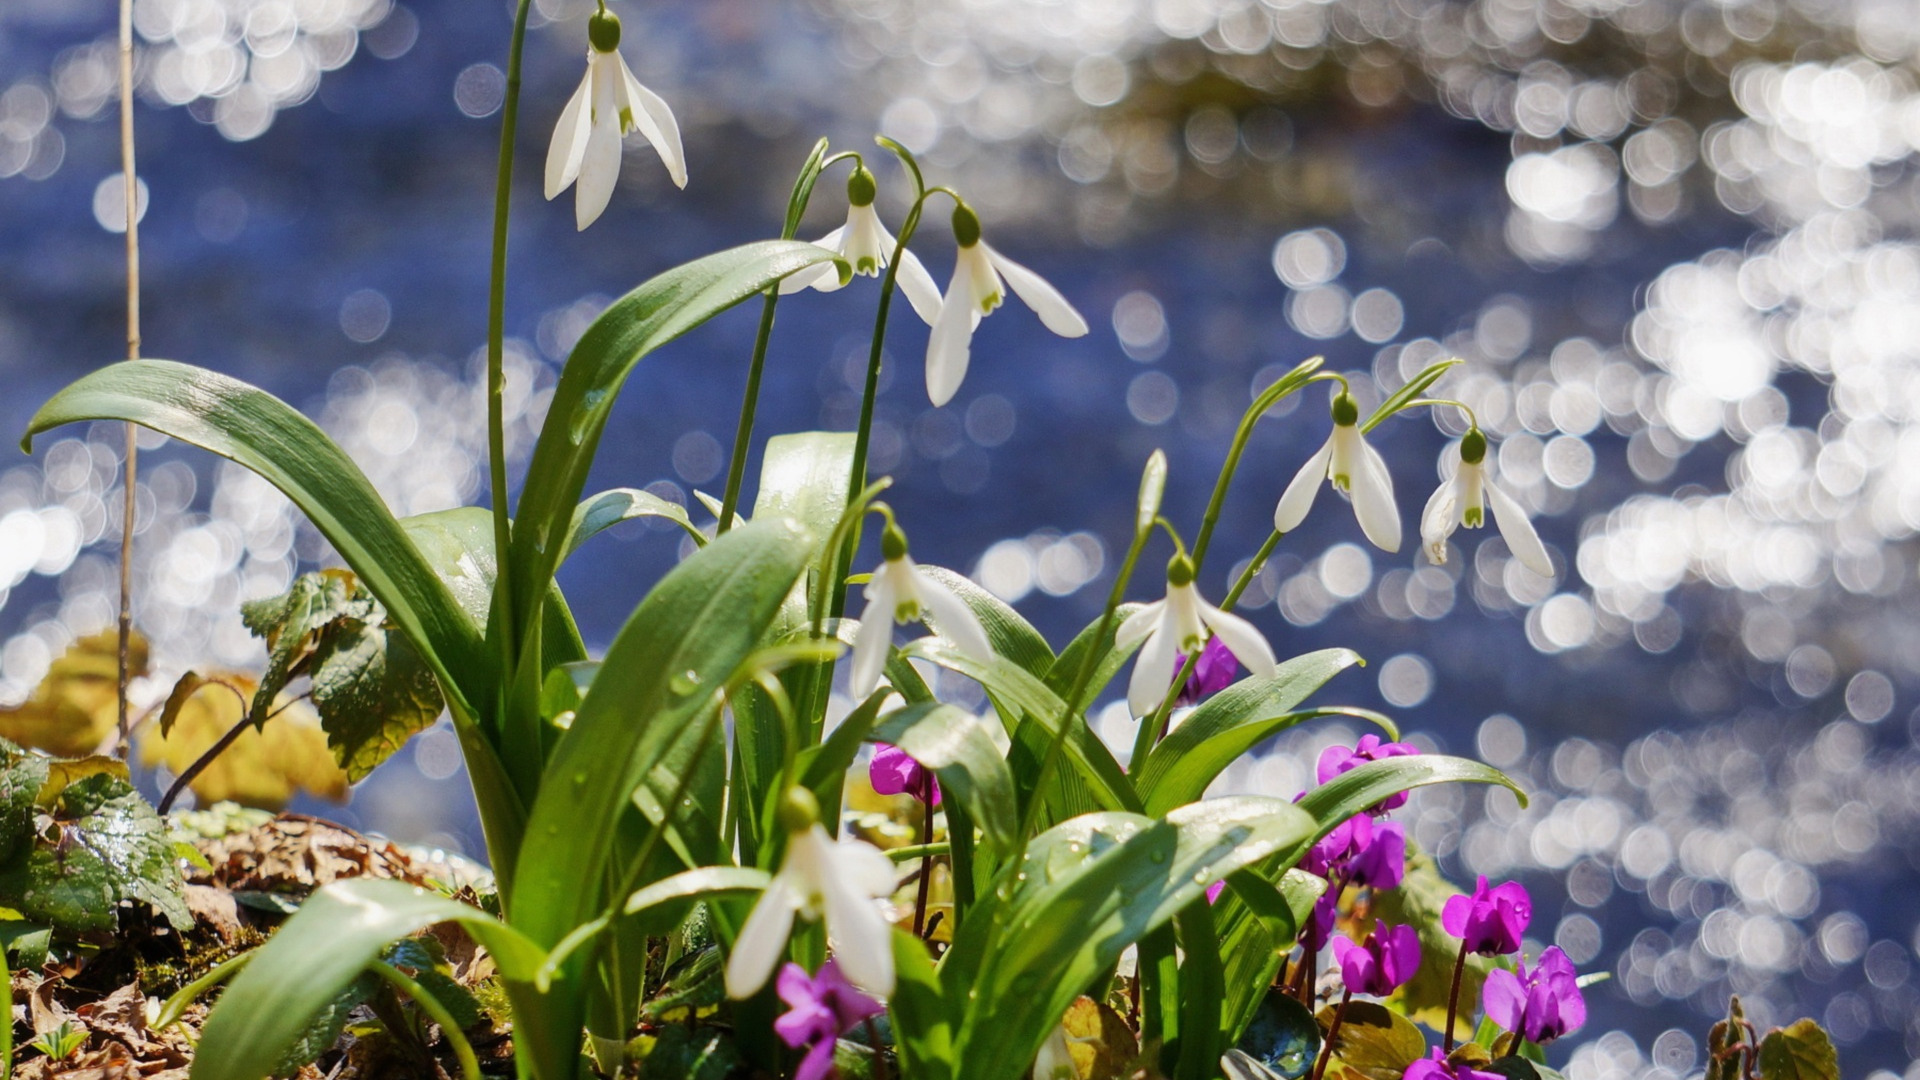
[135, 672, 349, 810]
[0, 631, 148, 758]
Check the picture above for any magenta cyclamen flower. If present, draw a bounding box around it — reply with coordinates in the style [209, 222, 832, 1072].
[1299, 890, 1338, 952]
[1404, 1049, 1504, 1080]
[1316, 734, 1421, 812]
[870, 744, 940, 806]
[1441, 876, 1531, 956]
[1174, 635, 1241, 706]
[1301, 813, 1404, 890]
[1330, 923, 1421, 996]
[775, 961, 884, 1080]
[1484, 946, 1586, 1044]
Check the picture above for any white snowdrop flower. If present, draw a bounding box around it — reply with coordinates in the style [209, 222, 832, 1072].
[925, 203, 1089, 406]
[544, 9, 686, 231]
[1420, 428, 1552, 576]
[780, 165, 942, 325]
[849, 526, 994, 700]
[725, 789, 899, 999]
[1115, 555, 1277, 718]
[1272, 390, 1401, 552]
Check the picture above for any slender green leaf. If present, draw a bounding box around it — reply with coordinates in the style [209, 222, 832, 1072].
[1291, 757, 1525, 863]
[890, 929, 954, 1080]
[1043, 603, 1145, 700]
[625, 866, 770, 917]
[916, 566, 1053, 679]
[507, 243, 844, 638]
[23, 360, 485, 711]
[567, 487, 703, 556]
[191, 879, 541, 1080]
[1136, 648, 1367, 815]
[951, 797, 1317, 1080]
[1218, 869, 1327, 1042]
[1173, 901, 1227, 1080]
[1362, 358, 1462, 434]
[872, 702, 1019, 856]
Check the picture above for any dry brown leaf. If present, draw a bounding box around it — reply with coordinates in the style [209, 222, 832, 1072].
[189, 815, 423, 894]
[135, 673, 347, 810]
[1062, 995, 1138, 1079]
[0, 632, 148, 758]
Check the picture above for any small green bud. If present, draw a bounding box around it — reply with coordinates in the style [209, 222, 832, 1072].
[587, 9, 621, 52]
[881, 524, 909, 561]
[1166, 554, 1195, 587]
[1330, 392, 1359, 427]
[777, 787, 820, 834]
[951, 203, 981, 248]
[1460, 427, 1487, 464]
[847, 166, 877, 208]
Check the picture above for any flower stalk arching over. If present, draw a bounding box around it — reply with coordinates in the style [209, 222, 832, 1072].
[1273, 390, 1401, 552]
[726, 789, 899, 1000]
[924, 202, 1089, 406]
[1420, 428, 1553, 577]
[544, 8, 687, 231]
[849, 524, 994, 700]
[780, 164, 942, 324]
[1115, 554, 1277, 718]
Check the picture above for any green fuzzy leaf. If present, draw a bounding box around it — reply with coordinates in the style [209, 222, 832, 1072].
[192, 878, 543, 1080]
[872, 702, 1019, 856]
[1135, 648, 1369, 815]
[308, 611, 444, 783]
[1757, 1019, 1840, 1080]
[0, 741, 47, 864]
[1316, 1000, 1425, 1080]
[0, 772, 188, 933]
[950, 797, 1317, 1080]
[242, 569, 369, 728]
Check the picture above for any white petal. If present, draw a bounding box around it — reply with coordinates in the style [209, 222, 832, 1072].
[777, 226, 848, 295]
[725, 877, 799, 998]
[834, 834, 901, 898]
[1350, 434, 1402, 553]
[1198, 604, 1277, 680]
[1273, 440, 1334, 533]
[544, 67, 594, 200]
[984, 243, 1088, 338]
[1485, 479, 1554, 577]
[1114, 600, 1166, 650]
[849, 598, 895, 701]
[1126, 613, 1179, 718]
[616, 54, 686, 188]
[895, 247, 945, 326]
[821, 871, 896, 994]
[1420, 474, 1463, 566]
[925, 272, 976, 407]
[915, 570, 994, 663]
[574, 111, 623, 231]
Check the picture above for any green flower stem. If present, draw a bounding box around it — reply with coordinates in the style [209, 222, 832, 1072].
[367, 960, 483, 1080]
[1130, 528, 1283, 766]
[885, 841, 951, 862]
[1188, 358, 1329, 571]
[486, 0, 535, 666]
[1019, 521, 1151, 840]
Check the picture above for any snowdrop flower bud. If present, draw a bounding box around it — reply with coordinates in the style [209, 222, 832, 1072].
[544, 8, 687, 231]
[924, 202, 1089, 406]
[779, 164, 943, 325]
[1419, 428, 1552, 577]
[1273, 391, 1401, 552]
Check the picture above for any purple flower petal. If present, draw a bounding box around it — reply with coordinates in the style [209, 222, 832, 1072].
[1441, 876, 1530, 956]
[1175, 636, 1242, 705]
[871, 743, 941, 806]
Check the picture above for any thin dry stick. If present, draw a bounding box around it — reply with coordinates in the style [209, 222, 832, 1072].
[115, 0, 143, 760]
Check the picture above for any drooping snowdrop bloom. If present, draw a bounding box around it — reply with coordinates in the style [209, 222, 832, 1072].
[544, 9, 687, 231]
[774, 961, 884, 1080]
[924, 204, 1089, 406]
[1483, 946, 1586, 1044]
[849, 526, 994, 700]
[1116, 555, 1277, 718]
[780, 165, 942, 325]
[1273, 391, 1401, 552]
[726, 789, 899, 999]
[1420, 428, 1553, 577]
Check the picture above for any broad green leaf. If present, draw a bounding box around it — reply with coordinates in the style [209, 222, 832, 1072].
[508, 519, 812, 1080]
[625, 866, 770, 918]
[1173, 900, 1228, 1080]
[1756, 1019, 1840, 1080]
[24, 360, 486, 712]
[1290, 757, 1525, 865]
[1217, 869, 1326, 1043]
[0, 631, 146, 758]
[951, 797, 1317, 1080]
[872, 703, 1019, 856]
[1135, 648, 1366, 815]
[241, 569, 368, 727]
[191, 878, 542, 1080]
[753, 431, 858, 547]
[506, 243, 845, 640]
[1043, 603, 1145, 702]
[916, 565, 1053, 679]
[568, 487, 704, 557]
[1315, 1000, 1425, 1080]
[642, 945, 725, 1023]
[0, 773, 188, 933]
[904, 639, 1138, 814]
[889, 928, 954, 1080]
